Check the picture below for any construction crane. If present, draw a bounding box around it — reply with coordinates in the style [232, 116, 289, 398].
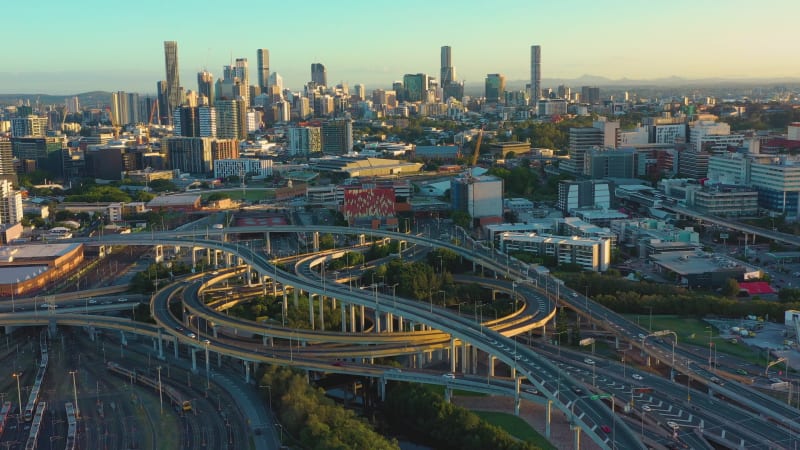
[469, 126, 485, 167]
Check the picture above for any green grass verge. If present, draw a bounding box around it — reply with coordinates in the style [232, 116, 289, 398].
[624, 315, 764, 364]
[201, 189, 275, 202]
[473, 411, 557, 450]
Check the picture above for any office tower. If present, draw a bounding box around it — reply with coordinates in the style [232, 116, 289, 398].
[581, 86, 600, 104]
[402, 74, 429, 102]
[269, 72, 283, 92]
[557, 180, 612, 214]
[0, 139, 16, 185]
[530, 45, 541, 101]
[66, 96, 80, 114]
[561, 118, 620, 175]
[156, 81, 168, 125]
[164, 41, 181, 125]
[110, 92, 130, 126]
[197, 71, 215, 106]
[354, 84, 366, 101]
[311, 63, 327, 87]
[440, 45, 456, 86]
[484, 74, 506, 104]
[257, 49, 270, 92]
[174, 106, 200, 137]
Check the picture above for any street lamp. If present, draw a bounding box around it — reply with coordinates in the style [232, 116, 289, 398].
[12, 373, 21, 415]
[274, 422, 284, 442]
[69, 370, 79, 418]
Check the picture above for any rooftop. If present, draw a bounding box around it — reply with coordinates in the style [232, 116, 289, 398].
[0, 243, 81, 261]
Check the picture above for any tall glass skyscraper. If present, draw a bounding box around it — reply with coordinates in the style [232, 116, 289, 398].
[531, 45, 541, 101]
[164, 41, 181, 125]
[311, 63, 327, 87]
[257, 49, 270, 92]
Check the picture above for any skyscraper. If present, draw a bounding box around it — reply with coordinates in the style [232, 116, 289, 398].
[530, 45, 541, 101]
[485, 74, 506, 104]
[257, 49, 270, 92]
[164, 41, 181, 125]
[197, 71, 215, 106]
[311, 63, 327, 87]
[440, 46, 456, 86]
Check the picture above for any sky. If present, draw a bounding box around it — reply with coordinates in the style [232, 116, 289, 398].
[2, 0, 800, 95]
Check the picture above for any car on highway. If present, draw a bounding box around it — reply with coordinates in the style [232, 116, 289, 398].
[632, 373, 643, 381]
[88, 299, 97, 304]
[710, 376, 723, 385]
[202, 339, 210, 344]
[584, 358, 595, 365]
[524, 388, 538, 395]
[641, 405, 652, 412]
[442, 373, 456, 379]
[571, 292, 578, 297]
[666, 421, 679, 430]
[572, 386, 583, 394]
[638, 333, 646, 340]
[186, 332, 196, 339]
[600, 425, 611, 433]
[117, 297, 128, 303]
[736, 369, 748, 375]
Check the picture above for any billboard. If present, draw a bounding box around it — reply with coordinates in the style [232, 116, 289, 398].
[342, 188, 395, 221]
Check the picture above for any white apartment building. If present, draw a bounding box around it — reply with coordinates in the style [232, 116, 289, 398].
[213, 159, 273, 179]
[498, 232, 611, 272]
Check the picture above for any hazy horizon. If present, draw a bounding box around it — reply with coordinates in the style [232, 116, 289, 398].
[3, 0, 800, 95]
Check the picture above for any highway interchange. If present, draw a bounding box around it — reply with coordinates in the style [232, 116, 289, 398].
[5, 224, 800, 449]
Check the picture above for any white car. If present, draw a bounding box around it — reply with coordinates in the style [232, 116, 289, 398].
[632, 374, 643, 381]
[642, 405, 652, 412]
[442, 373, 455, 379]
[524, 388, 538, 395]
[584, 358, 595, 365]
[666, 421, 679, 430]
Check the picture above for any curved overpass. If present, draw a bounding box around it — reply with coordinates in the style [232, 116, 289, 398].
[58, 226, 642, 449]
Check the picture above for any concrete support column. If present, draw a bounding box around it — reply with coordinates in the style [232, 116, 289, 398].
[461, 343, 468, 374]
[212, 327, 218, 338]
[397, 316, 404, 332]
[264, 232, 271, 255]
[173, 337, 179, 358]
[350, 304, 356, 333]
[573, 426, 581, 450]
[341, 303, 347, 332]
[514, 377, 521, 416]
[510, 366, 516, 379]
[157, 328, 164, 360]
[191, 247, 197, 268]
[489, 356, 495, 377]
[309, 294, 315, 330]
[191, 348, 197, 372]
[386, 313, 393, 333]
[545, 400, 552, 439]
[282, 291, 288, 323]
[471, 346, 478, 375]
[379, 378, 386, 401]
[331, 297, 336, 310]
[245, 361, 250, 383]
[450, 339, 457, 373]
[318, 295, 325, 331]
[360, 305, 365, 331]
[205, 346, 210, 375]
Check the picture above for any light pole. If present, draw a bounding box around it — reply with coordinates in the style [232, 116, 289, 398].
[372, 283, 380, 333]
[260, 384, 272, 411]
[12, 373, 21, 415]
[69, 370, 79, 418]
[274, 422, 284, 442]
[706, 326, 713, 370]
[157, 366, 163, 415]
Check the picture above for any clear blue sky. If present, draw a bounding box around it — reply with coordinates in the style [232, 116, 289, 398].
[2, 0, 799, 94]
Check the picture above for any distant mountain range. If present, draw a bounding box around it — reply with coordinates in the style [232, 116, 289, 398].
[2, 75, 800, 107]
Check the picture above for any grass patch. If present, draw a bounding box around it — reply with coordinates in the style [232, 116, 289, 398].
[201, 189, 275, 202]
[473, 411, 556, 450]
[624, 315, 763, 364]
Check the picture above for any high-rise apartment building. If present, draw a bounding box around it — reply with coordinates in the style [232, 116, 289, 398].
[163, 41, 181, 125]
[257, 49, 269, 92]
[561, 118, 620, 175]
[164, 137, 212, 175]
[215, 99, 247, 140]
[402, 73, 429, 103]
[0, 139, 16, 185]
[0, 180, 22, 226]
[531, 45, 541, 101]
[10, 116, 48, 137]
[485, 74, 506, 104]
[321, 118, 353, 154]
[581, 86, 600, 104]
[288, 126, 323, 156]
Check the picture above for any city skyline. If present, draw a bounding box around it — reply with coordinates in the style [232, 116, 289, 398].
[2, 0, 800, 94]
